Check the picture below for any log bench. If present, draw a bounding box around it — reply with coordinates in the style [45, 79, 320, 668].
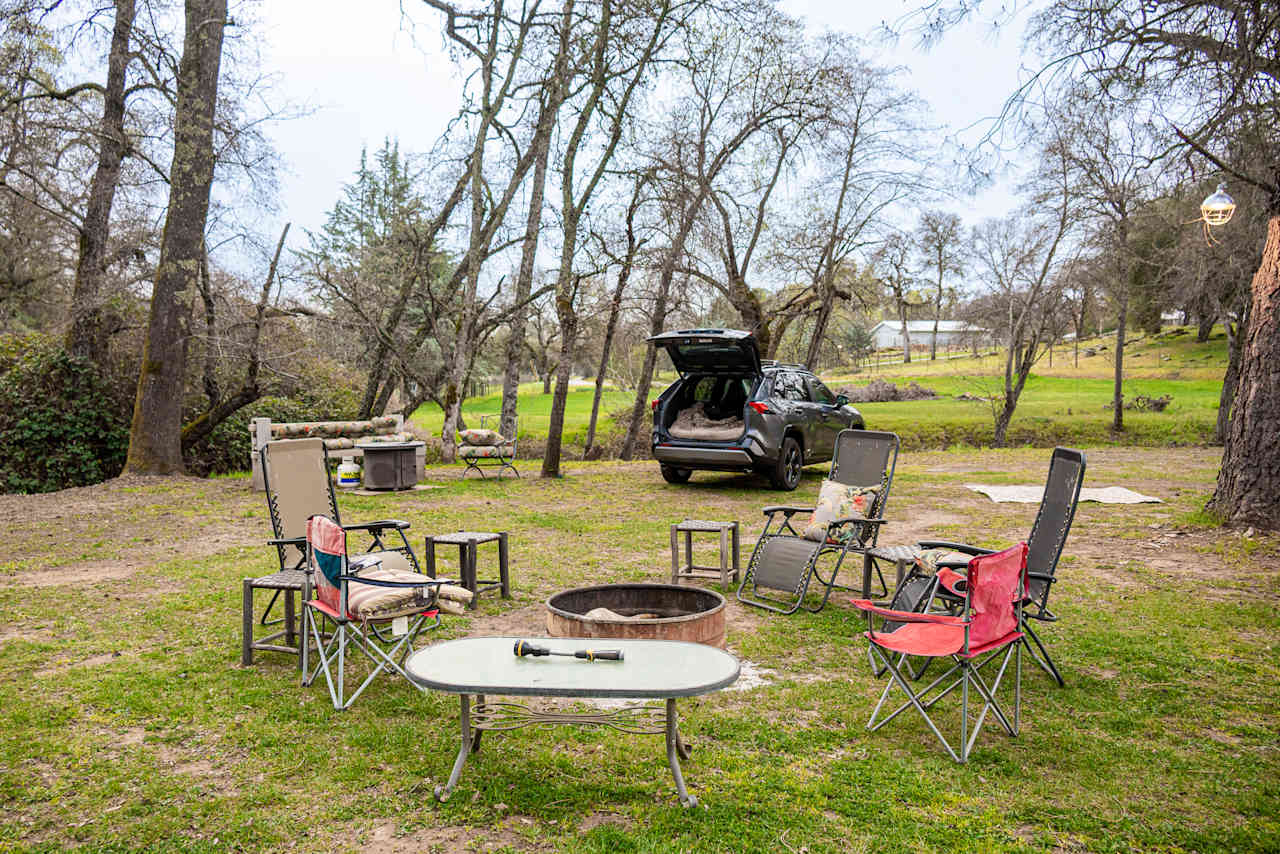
[249, 414, 423, 489]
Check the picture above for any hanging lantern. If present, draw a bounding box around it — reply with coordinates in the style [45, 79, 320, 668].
[1200, 183, 1236, 227]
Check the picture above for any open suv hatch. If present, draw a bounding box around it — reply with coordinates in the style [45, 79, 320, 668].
[648, 329, 865, 490]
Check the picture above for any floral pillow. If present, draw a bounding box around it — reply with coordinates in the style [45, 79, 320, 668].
[458, 427, 504, 446]
[801, 480, 879, 543]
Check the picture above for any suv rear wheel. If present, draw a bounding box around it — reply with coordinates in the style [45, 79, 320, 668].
[661, 464, 693, 484]
[769, 436, 803, 490]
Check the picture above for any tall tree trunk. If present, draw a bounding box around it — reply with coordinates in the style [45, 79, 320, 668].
[930, 292, 942, 361]
[898, 301, 912, 364]
[1215, 309, 1246, 444]
[584, 241, 636, 457]
[66, 0, 136, 364]
[803, 274, 835, 369]
[541, 299, 577, 477]
[499, 120, 553, 439]
[1196, 310, 1216, 342]
[1209, 216, 1280, 529]
[123, 0, 226, 475]
[619, 227, 688, 460]
[1112, 291, 1128, 432]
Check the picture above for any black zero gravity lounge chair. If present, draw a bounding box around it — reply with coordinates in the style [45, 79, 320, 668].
[921, 446, 1086, 686]
[736, 430, 899, 614]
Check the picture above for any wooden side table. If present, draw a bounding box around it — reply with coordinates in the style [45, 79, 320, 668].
[424, 531, 511, 609]
[670, 520, 740, 589]
[861, 544, 922, 599]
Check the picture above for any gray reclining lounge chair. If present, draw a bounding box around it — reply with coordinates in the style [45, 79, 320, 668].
[737, 430, 899, 614]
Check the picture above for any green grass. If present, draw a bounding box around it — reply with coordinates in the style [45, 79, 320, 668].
[410, 381, 638, 444]
[1, 447, 1276, 852]
[847, 374, 1222, 449]
[412, 328, 1227, 451]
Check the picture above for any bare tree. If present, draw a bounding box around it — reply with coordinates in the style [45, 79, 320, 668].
[913, 210, 963, 360]
[583, 169, 651, 457]
[1029, 0, 1280, 527]
[541, 0, 689, 477]
[618, 9, 822, 457]
[869, 232, 918, 364]
[968, 125, 1077, 447]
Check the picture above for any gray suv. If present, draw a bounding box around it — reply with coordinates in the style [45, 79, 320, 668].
[648, 329, 865, 490]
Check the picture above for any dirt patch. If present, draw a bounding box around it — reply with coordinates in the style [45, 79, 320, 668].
[0, 474, 261, 586]
[362, 819, 549, 853]
[578, 811, 632, 834]
[464, 603, 547, 636]
[34, 650, 127, 679]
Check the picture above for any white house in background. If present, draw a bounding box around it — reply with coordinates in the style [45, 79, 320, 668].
[869, 319, 987, 351]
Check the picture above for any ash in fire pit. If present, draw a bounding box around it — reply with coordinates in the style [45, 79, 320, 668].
[546, 583, 726, 648]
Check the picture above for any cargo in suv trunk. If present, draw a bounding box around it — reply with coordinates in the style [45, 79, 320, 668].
[665, 375, 752, 441]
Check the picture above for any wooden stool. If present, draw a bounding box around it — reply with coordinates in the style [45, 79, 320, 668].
[241, 569, 306, 667]
[424, 531, 511, 609]
[670, 520, 740, 589]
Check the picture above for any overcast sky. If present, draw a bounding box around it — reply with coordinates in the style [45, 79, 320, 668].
[251, 0, 1034, 269]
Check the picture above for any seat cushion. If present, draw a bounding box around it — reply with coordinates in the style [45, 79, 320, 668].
[345, 567, 439, 621]
[459, 427, 504, 446]
[459, 443, 515, 459]
[867, 622, 964, 657]
[802, 480, 878, 542]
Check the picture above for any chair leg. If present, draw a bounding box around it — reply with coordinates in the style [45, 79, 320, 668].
[1022, 620, 1065, 686]
[498, 531, 511, 599]
[241, 579, 254, 666]
[719, 526, 729, 589]
[867, 643, 961, 762]
[283, 589, 296, 649]
[670, 525, 679, 584]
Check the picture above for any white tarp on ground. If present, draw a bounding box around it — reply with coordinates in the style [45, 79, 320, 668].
[964, 484, 1163, 504]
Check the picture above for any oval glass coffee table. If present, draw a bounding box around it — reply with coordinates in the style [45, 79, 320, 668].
[406, 636, 740, 807]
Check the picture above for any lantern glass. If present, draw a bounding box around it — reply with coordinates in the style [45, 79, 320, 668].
[1201, 183, 1236, 227]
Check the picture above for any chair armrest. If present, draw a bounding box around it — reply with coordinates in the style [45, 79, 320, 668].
[346, 555, 384, 573]
[1027, 571, 1056, 583]
[267, 536, 306, 548]
[762, 505, 812, 517]
[344, 519, 411, 533]
[338, 573, 446, 589]
[830, 516, 887, 527]
[915, 540, 994, 555]
[850, 599, 964, 625]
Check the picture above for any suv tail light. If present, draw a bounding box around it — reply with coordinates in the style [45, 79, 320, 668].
[651, 399, 659, 412]
[747, 401, 771, 414]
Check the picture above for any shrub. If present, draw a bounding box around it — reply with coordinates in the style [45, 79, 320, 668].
[840, 379, 938, 403]
[184, 359, 364, 476]
[0, 336, 131, 493]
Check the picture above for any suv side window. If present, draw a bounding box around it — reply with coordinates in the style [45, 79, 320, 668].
[774, 371, 806, 402]
[808, 376, 836, 405]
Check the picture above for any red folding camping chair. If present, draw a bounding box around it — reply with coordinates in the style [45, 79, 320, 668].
[302, 515, 467, 710]
[852, 542, 1028, 762]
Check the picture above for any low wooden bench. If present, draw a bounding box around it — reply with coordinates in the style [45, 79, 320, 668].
[249, 414, 423, 489]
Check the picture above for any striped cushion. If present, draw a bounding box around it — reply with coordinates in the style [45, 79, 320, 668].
[345, 568, 439, 621]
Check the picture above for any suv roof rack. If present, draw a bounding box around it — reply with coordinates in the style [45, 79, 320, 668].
[760, 360, 810, 371]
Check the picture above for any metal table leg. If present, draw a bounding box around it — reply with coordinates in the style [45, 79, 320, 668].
[435, 695, 472, 802]
[665, 699, 697, 808]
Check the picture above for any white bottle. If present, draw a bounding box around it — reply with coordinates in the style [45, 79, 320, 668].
[337, 457, 360, 489]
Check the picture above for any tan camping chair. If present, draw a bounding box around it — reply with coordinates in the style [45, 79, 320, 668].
[241, 438, 417, 666]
